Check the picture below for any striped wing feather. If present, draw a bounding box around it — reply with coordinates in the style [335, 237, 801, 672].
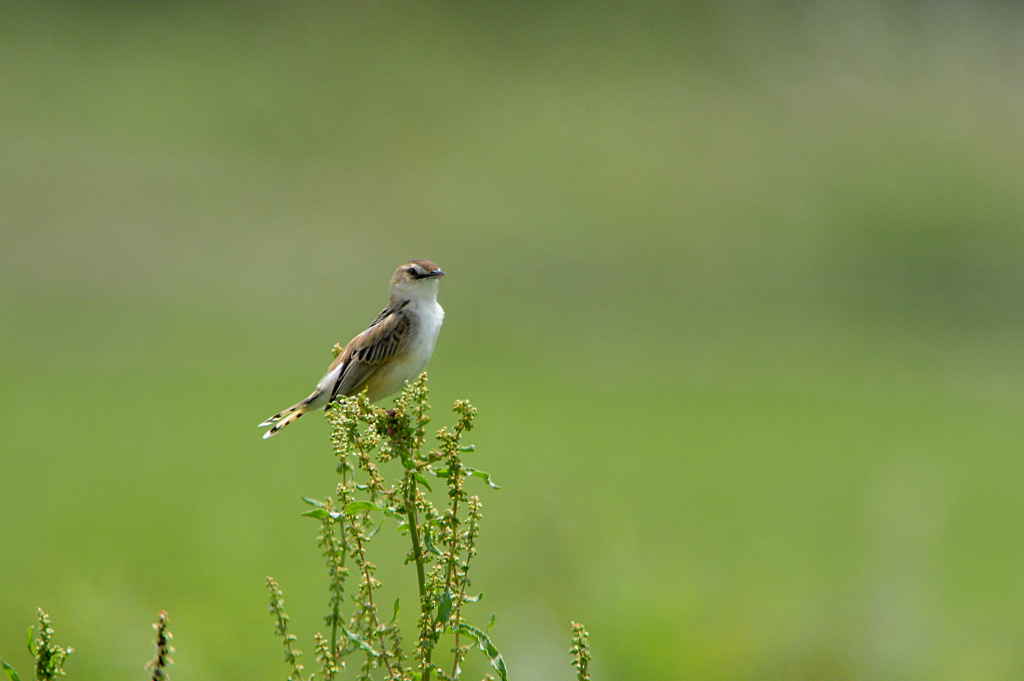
[327, 304, 412, 406]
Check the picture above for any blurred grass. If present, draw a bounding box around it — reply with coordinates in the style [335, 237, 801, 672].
[2, 2, 1024, 679]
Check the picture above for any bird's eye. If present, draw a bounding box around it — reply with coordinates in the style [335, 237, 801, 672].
[407, 267, 418, 276]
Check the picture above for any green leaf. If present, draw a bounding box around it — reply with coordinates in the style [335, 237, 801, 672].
[466, 467, 500, 489]
[302, 508, 330, 519]
[2, 660, 23, 681]
[340, 625, 380, 657]
[436, 589, 453, 625]
[390, 599, 401, 624]
[487, 612, 496, 630]
[459, 444, 476, 452]
[301, 496, 325, 508]
[25, 628, 34, 656]
[343, 501, 381, 514]
[452, 623, 507, 681]
[343, 501, 403, 522]
[413, 472, 432, 491]
[421, 525, 444, 557]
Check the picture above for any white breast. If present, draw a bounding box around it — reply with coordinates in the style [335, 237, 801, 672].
[364, 300, 444, 401]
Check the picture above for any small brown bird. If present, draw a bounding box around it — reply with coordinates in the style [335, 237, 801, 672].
[259, 259, 445, 438]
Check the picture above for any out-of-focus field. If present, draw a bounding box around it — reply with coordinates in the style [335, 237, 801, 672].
[2, 3, 1023, 679]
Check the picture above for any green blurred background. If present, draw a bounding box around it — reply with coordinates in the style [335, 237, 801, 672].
[2, 2, 1023, 679]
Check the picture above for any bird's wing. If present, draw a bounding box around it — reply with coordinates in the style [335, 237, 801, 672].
[326, 303, 413, 407]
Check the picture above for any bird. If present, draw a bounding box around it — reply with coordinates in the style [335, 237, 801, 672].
[259, 259, 445, 439]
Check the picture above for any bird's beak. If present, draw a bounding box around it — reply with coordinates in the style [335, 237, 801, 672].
[431, 269, 445, 278]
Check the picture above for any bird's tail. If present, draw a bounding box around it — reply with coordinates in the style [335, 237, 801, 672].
[258, 392, 318, 439]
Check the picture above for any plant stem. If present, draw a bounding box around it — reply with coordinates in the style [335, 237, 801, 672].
[443, 497, 462, 680]
[405, 475, 433, 681]
[331, 464, 349, 668]
[351, 528, 398, 680]
[329, 600, 340, 673]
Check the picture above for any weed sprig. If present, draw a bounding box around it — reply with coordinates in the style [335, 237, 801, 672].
[269, 374, 507, 681]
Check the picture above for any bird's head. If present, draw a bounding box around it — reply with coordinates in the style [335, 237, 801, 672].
[391, 259, 445, 300]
